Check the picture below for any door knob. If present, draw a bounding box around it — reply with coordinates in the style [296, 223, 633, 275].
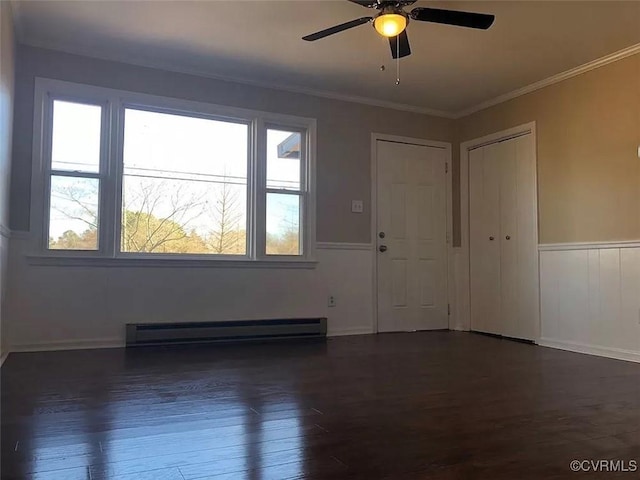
[506, 235, 511, 240]
[379, 245, 388, 253]
[379, 231, 385, 239]
[489, 236, 495, 241]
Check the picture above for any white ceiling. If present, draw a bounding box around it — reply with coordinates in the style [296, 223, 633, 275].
[11, 1, 640, 116]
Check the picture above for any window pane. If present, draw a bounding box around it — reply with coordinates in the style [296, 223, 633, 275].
[48, 176, 99, 250]
[122, 108, 248, 255]
[267, 129, 301, 191]
[51, 100, 101, 173]
[266, 193, 301, 256]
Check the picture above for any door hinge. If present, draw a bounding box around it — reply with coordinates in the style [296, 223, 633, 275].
[448, 304, 451, 316]
[445, 162, 449, 174]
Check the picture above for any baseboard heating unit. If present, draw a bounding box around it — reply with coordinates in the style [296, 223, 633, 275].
[126, 318, 327, 347]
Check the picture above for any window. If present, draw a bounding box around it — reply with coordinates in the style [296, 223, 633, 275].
[48, 100, 102, 251]
[121, 108, 249, 255]
[33, 79, 316, 264]
[266, 128, 304, 255]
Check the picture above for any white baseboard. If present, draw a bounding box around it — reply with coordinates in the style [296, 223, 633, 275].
[10, 338, 124, 353]
[449, 326, 469, 332]
[327, 327, 374, 337]
[539, 338, 640, 364]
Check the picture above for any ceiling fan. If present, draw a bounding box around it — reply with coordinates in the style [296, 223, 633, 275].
[302, 1, 495, 59]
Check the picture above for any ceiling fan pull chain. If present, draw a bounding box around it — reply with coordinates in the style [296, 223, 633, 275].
[395, 35, 400, 85]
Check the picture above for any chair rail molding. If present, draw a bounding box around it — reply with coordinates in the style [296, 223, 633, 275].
[539, 240, 640, 251]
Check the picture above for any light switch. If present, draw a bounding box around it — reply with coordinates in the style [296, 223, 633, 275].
[351, 200, 364, 213]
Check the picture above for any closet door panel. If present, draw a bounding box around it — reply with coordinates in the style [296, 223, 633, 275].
[469, 148, 489, 333]
[514, 133, 539, 340]
[470, 144, 502, 335]
[499, 139, 519, 338]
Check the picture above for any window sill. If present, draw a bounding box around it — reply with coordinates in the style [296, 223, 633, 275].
[25, 255, 318, 269]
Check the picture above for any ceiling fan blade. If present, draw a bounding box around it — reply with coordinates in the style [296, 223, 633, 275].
[347, 0, 379, 7]
[389, 30, 411, 59]
[410, 7, 495, 30]
[302, 17, 373, 41]
[348, 0, 418, 7]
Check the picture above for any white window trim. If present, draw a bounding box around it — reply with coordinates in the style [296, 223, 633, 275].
[29, 77, 317, 267]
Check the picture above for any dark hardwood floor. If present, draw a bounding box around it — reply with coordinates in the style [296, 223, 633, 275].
[1, 332, 639, 479]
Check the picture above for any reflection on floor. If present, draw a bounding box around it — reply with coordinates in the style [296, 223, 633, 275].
[1, 331, 639, 479]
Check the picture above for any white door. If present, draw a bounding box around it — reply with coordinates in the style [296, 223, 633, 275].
[376, 140, 448, 333]
[469, 133, 539, 341]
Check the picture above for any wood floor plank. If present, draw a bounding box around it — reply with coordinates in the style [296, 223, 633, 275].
[2, 466, 91, 480]
[92, 466, 185, 480]
[2, 332, 639, 480]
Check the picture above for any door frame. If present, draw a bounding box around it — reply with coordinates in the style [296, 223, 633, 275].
[370, 133, 453, 333]
[457, 122, 539, 337]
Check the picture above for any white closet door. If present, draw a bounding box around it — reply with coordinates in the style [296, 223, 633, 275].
[470, 143, 502, 335]
[470, 133, 539, 341]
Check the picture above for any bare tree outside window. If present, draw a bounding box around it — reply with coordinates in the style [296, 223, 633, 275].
[206, 174, 246, 255]
[49, 176, 99, 250]
[50, 172, 248, 255]
[121, 179, 208, 253]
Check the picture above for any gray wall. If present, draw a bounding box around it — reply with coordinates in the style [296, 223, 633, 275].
[0, 2, 14, 230]
[0, 0, 15, 360]
[10, 45, 454, 243]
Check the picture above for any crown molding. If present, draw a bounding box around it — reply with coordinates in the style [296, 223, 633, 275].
[455, 43, 640, 118]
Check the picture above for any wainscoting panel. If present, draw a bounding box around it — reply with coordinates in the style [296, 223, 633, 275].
[316, 243, 374, 336]
[5, 236, 374, 352]
[539, 244, 640, 363]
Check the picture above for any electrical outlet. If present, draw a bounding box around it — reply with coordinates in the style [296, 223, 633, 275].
[351, 200, 364, 213]
[328, 295, 336, 308]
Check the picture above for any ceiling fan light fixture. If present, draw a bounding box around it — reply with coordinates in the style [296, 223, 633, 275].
[374, 13, 407, 37]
